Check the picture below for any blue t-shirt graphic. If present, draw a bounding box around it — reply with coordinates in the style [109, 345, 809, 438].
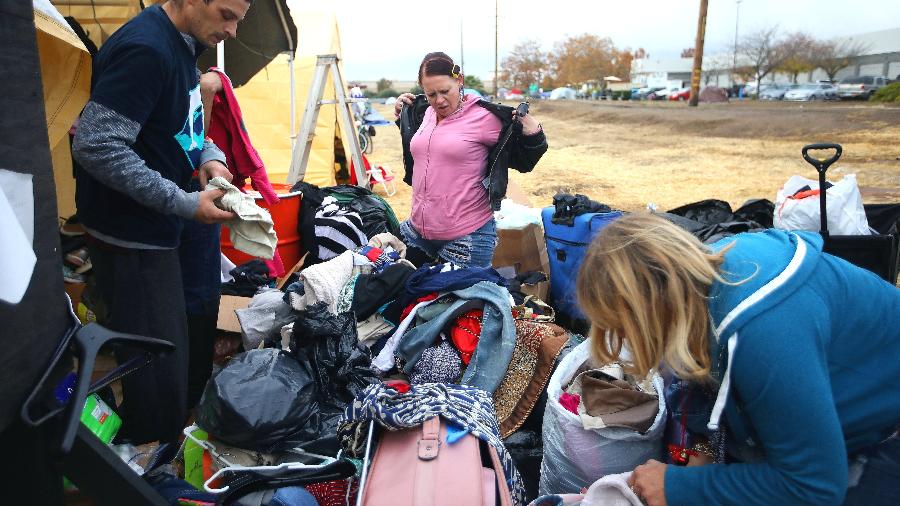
[175, 84, 204, 169]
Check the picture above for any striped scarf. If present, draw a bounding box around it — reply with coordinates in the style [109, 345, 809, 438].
[315, 197, 367, 260]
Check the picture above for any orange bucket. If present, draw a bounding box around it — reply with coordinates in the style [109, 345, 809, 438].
[220, 183, 303, 270]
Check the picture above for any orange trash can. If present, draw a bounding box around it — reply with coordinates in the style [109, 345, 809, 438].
[220, 184, 303, 269]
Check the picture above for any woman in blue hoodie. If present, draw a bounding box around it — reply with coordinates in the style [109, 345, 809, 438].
[576, 213, 900, 506]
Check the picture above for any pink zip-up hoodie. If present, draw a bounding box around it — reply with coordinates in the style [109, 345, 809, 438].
[409, 95, 502, 240]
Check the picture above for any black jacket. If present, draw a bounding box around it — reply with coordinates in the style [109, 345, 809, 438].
[398, 95, 548, 211]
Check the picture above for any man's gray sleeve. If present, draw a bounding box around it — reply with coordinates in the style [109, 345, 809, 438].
[72, 100, 199, 218]
[199, 138, 227, 168]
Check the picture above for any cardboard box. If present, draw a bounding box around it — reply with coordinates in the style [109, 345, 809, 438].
[217, 295, 252, 333]
[492, 222, 550, 276]
[520, 277, 549, 302]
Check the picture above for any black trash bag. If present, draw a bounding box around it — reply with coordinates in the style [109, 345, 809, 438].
[667, 199, 733, 225]
[289, 303, 379, 452]
[196, 349, 322, 453]
[733, 199, 775, 229]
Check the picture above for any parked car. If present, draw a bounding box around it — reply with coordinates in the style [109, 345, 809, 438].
[783, 83, 838, 101]
[837, 76, 889, 100]
[668, 87, 691, 101]
[630, 87, 664, 100]
[649, 88, 674, 100]
[759, 84, 800, 100]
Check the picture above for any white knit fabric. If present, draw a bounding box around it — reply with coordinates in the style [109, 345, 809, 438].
[296, 250, 355, 314]
[208, 177, 277, 259]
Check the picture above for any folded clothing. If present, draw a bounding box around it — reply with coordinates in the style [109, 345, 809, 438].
[401, 262, 508, 307]
[209, 176, 277, 260]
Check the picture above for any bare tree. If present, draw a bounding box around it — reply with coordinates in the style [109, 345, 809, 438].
[812, 39, 871, 82]
[778, 31, 817, 83]
[681, 48, 695, 58]
[500, 39, 547, 89]
[738, 26, 790, 93]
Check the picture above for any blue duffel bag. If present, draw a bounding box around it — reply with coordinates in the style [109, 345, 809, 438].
[541, 207, 623, 328]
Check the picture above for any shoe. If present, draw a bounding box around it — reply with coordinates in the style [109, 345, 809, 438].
[66, 247, 89, 267]
[63, 265, 86, 284]
[60, 215, 85, 236]
[75, 258, 92, 275]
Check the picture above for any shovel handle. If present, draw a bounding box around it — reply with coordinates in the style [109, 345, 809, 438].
[801, 143, 842, 236]
[801, 143, 842, 175]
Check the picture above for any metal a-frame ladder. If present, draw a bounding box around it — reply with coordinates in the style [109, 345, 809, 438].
[287, 54, 369, 188]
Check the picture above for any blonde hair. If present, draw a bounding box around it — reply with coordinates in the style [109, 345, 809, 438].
[576, 213, 733, 381]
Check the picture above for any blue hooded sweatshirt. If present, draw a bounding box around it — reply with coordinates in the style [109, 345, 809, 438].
[665, 229, 900, 506]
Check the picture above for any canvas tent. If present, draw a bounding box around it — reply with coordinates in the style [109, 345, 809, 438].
[232, 8, 354, 187]
[549, 87, 576, 100]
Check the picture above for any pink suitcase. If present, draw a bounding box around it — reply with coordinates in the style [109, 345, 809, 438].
[360, 416, 512, 506]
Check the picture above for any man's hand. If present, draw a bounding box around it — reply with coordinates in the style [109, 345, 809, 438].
[629, 459, 669, 506]
[193, 188, 235, 224]
[198, 160, 232, 189]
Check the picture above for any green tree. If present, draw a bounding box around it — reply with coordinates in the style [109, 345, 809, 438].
[376, 78, 393, 93]
[463, 75, 487, 95]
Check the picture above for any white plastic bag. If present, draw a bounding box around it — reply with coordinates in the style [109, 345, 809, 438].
[494, 198, 542, 229]
[774, 174, 871, 235]
[539, 341, 666, 495]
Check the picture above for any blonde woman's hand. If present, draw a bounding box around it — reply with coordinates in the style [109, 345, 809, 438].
[394, 93, 416, 118]
[628, 459, 669, 506]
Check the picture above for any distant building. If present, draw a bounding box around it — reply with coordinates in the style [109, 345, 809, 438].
[354, 80, 418, 93]
[630, 58, 693, 88]
[803, 27, 900, 82]
[648, 27, 900, 89]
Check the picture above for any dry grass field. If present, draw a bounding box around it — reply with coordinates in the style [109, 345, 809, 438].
[366, 100, 900, 220]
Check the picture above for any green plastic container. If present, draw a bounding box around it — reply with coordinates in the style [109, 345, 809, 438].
[80, 394, 121, 444]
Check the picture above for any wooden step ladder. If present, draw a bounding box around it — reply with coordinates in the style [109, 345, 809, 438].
[287, 54, 368, 188]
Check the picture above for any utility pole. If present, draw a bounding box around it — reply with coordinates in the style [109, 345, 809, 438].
[494, 0, 499, 97]
[732, 0, 742, 88]
[688, 0, 709, 107]
[460, 20, 464, 72]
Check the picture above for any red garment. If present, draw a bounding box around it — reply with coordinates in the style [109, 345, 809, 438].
[306, 480, 358, 506]
[206, 68, 280, 206]
[399, 293, 439, 321]
[383, 379, 410, 393]
[450, 309, 483, 365]
[559, 392, 581, 415]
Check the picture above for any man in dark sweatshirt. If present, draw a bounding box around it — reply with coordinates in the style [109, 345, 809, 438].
[72, 0, 250, 446]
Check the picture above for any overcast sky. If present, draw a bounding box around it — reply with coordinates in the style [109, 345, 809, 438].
[313, 0, 900, 82]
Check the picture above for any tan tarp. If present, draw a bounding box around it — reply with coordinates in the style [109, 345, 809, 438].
[232, 8, 351, 187]
[51, 0, 146, 48]
[37, 0, 93, 217]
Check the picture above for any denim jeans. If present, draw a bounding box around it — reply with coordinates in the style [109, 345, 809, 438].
[269, 486, 320, 506]
[843, 436, 900, 505]
[400, 218, 497, 268]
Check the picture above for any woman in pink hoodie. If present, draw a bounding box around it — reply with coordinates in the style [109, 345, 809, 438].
[394, 52, 547, 268]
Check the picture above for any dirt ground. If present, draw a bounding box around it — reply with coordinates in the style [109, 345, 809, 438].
[365, 100, 900, 220]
